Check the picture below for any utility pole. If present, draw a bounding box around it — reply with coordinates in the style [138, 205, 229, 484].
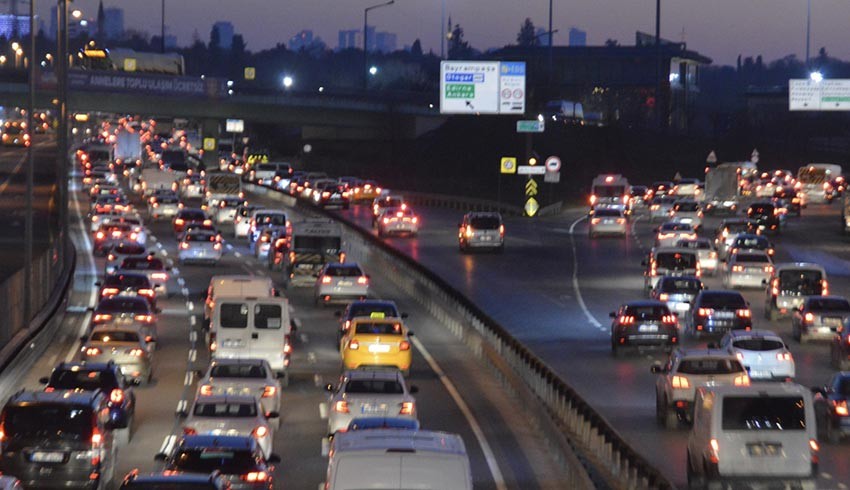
[363, 0, 394, 90]
[805, 0, 811, 66]
[24, 0, 34, 324]
[547, 0, 553, 88]
[655, 0, 662, 128]
[440, 0, 445, 59]
[57, 0, 69, 251]
[161, 0, 166, 53]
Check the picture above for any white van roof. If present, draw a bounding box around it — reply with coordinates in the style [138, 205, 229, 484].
[332, 429, 466, 456]
[209, 275, 273, 286]
[701, 382, 810, 399]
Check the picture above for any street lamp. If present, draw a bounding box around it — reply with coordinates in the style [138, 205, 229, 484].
[14, 48, 23, 68]
[71, 9, 81, 19]
[363, 0, 394, 90]
[282, 75, 293, 89]
[11, 42, 19, 51]
[810, 71, 823, 83]
[369, 65, 378, 76]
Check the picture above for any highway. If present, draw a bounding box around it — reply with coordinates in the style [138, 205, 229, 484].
[0, 168, 572, 488]
[317, 197, 850, 489]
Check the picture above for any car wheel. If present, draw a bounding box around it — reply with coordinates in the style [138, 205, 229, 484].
[279, 371, 290, 388]
[611, 340, 620, 358]
[792, 323, 802, 342]
[826, 418, 841, 444]
[663, 397, 679, 430]
[686, 451, 706, 489]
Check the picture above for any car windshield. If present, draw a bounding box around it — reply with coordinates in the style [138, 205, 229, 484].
[779, 270, 823, 295]
[735, 236, 767, 248]
[4, 404, 93, 440]
[327, 265, 363, 277]
[345, 379, 404, 394]
[735, 254, 770, 263]
[660, 278, 702, 293]
[660, 223, 692, 232]
[103, 275, 150, 287]
[185, 233, 217, 243]
[674, 202, 699, 212]
[724, 222, 750, 233]
[97, 298, 149, 312]
[348, 303, 399, 319]
[209, 364, 267, 378]
[179, 211, 206, 220]
[113, 244, 145, 256]
[379, 198, 403, 208]
[722, 396, 806, 431]
[469, 216, 501, 228]
[121, 258, 165, 270]
[749, 205, 774, 215]
[91, 331, 140, 342]
[256, 214, 286, 226]
[655, 252, 697, 269]
[50, 369, 118, 391]
[592, 185, 625, 197]
[676, 240, 710, 250]
[593, 209, 621, 217]
[158, 196, 179, 204]
[699, 293, 747, 308]
[172, 448, 259, 474]
[808, 298, 850, 311]
[677, 358, 744, 375]
[732, 338, 785, 351]
[292, 236, 341, 252]
[355, 322, 403, 335]
[624, 305, 668, 318]
[838, 378, 850, 396]
[193, 402, 257, 417]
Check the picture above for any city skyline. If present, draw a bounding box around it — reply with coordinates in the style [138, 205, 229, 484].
[31, 0, 850, 66]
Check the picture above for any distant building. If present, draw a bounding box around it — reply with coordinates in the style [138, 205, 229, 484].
[0, 15, 33, 38]
[374, 31, 396, 53]
[535, 27, 550, 46]
[212, 21, 234, 49]
[164, 35, 178, 50]
[338, 29, 359, 50]
[569, 27, 587, 47]
[103, 7, 124, 40]
[288, 30, 313, 51]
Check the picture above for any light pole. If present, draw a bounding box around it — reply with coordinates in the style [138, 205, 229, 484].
[547, 0, 553, 87]
[161, 0, 166, 53]
[363, 0, 394, 90]
[24, 0, 35, 325]
[57, 0, 69, 257]
[805, 0, 811, 66]
[655, 0, 662, 128]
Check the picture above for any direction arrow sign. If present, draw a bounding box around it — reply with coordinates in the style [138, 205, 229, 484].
[516, 120, 545, 133]
[525, 178, 538, 196]
[517, 166, 546, 175]
[545, 156, 561, 172]
[706, 151, 717, 164]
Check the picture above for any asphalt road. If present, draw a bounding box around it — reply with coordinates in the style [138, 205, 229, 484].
[0, 173, 572, 489]
[324, 197, 850, 489]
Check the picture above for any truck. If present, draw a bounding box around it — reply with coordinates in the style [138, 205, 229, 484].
[113, 128, 142, 167]
[798, 163, 842, 204]
[205, 172, 243, 208]
[283, 219, 343, 287]
[139, 167, 179, 197]
[842, 192, 850, 233]
[703, 163, 741, 215]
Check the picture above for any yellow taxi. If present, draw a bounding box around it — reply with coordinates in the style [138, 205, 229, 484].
[340, 317, 412, 375]
[354, 180, 382, 202]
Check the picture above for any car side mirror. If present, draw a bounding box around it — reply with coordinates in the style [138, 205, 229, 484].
[80, 335, 88, 342]
[266, 411, 280, 419]
[38, 376, 49, 384]
[609, 312, 616, 318]
[267, 453, 281, 464]
[325, 383, 334, 393]
[650, 363, 665, 374]
[154, 453, 167, 462]
[409, 385, 419, 394]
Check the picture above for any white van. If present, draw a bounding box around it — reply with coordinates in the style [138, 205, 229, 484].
[686, 384, 818, 489]
[323, 429, 472, 490]
[204, 275, 276, 327]
[211, 296, 292, 382]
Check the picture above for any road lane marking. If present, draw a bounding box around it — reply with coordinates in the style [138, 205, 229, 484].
[188, 349, 197, 362]
[65, 188, 98, 363]
[318, 402, 328, 419]
[156, 242, 163, 249]
[0, 152, 27, 194]
[161, 250, 168, 257]
[234, 251, 242, 258]
[184, 372, 194, 386]
[172, 267, 181, 276]
[175, 400, 187, 414]
[159, 435, 176, 455]
[176, 277, 185, 286]
[189, 330, 197, 342]
[181, 287, 190, 297]
[300, 333, 309, 343]
[226, 243, 234, 250]
[189, 316, 197, 327]
[186, 301, 195, 311]
[410, 335, 507, 490]
[568, 215, 604, 330]
[166, 258, 174, 267]
[307, 352, 317, 364]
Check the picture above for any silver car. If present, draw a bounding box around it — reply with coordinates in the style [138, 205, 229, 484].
[214, 197, 244, 224]
[89, 210, 123, 233]
[234, 205, 261, 238]
[315, 262, 369, 305]
[676, 238, 718, 275]
[149, 192, 181, 220]
[458, 212, 504, 252]
[104, 242, 147, 275]
[80, 327, 153, 385]
[719, 329, 795, 381]
[253, 227, 286, 260]
[724, 250, 773, 289]
[376, 207, 419, 236]
[654, 221, 697, 248]
[791, 296, 850, 342]
[178, 230, 223, 265]
[182, 395, 277, 458]
[648, 196, 676, 222]
[197, 359, 282, 424]
[668, 199, 703, 230]
[325, 369, 418, 436]
[588, 208, 627, 238]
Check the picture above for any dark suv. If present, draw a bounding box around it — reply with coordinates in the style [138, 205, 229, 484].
[747, 201, 781, 234]
[156, 435, 279, 489]
[120, 471, 230, 489]
[688, 290, 752, 338]
[609, 300, 679, 356]
[0, 389, 117, 489]
[40, 361, 136, 431]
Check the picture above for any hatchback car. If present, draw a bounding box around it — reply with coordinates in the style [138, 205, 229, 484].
[458, 212, 504, 252]
[727, 233, 775, 258]
[179, 230, 223, 265]
[813, 372, 850, 441]
[81, 328, 154, 385]
[105, 242, 147, 275]
[669, 200, 703, 230]
[148, 192, 180, 220]
[371, 195, 406, 223]
[792, 296, 850, 343]
[118, 255, 170, 296]
[675, 238, 718, 275]
[173, 208, 210, 235]
[340, 318, 413, 375]
[157, 435, 279, 489]
[718, 329, 795, 381]
[654, 222, 697, 248]
[326, 369, 418, 435]
[723, 251, 773, 289]
[643, 247, 700, 291]
[377, 207, 419, 237]
[97, 272, 157, 307]
[316, 262, 370, 305]
[650, 276, 703, 314]
[648, 196, 677, 222]
[197, 359, 282, 424]
[652, 349, 749, 428]
[588, 208, 627, 238]
[182, 395, 277, 459]
[609, 300, 678, 356]
[91, 296, 158, 342]
[688, 290, 752, 338]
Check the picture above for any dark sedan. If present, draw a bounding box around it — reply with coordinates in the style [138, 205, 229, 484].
[610, 300, 678, 356]
[688, 290, 752, 338]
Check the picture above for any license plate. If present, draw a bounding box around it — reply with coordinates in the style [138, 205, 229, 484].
[679, 218, 693, 224]
[749, 369, 768, 378]
[638, 324, 659, 332]
[747, 442, 781, 457]
[31, 451, 64, 463]
[296, 264, 313, 269]
[675, 303, 691, 311]
[361, 403, 387, 414]
[824, 317, 843, 327]
[368, 344, 390, 353]
[481, 236, 492, 241]
[223, 339, 243, 348]
[338, 281, 352, 286]
[714, 311, 734, 319]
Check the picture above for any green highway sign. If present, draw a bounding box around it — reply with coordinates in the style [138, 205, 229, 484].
[445, 84, 475, 99]
[516, 120, 544, 133]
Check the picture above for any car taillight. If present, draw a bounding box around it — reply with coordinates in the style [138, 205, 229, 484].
[616, 218, 626, 224]
[671, 375, 690, 389]
[180, 242, 189, 249]
[822, 280, 829, 295]
[213, 242, 222, 250]
[833, 400, 849, 416]
[465, 226, 474, 238]
[95, 231, 105, 240]
[662, 314, 676, 324]
[109, 389, 124, 404]
[697, 308, 713, 316]
[107, 253, 115, 261]
[764, 265, 773, 273]
[203, 219, 212, 226]
[771, 278, 779, 296]
[322, 191, 330, 198]
[253, 426, 269, 438]
[589, 195, 597, 205]
[174, 218, 184, 225]
[262, 386, 277, 398]
[100, 287, 119, 297]
[776, 352, 792, 361]
[399, 402, 415, 415]
[736, 309, 751, 318]
[321, 275, 332, 284]
[243, 471, 269, 482]
[357, 276, 368, 285]
[152, 272, 167, 281]
[127, 348, 145, 357]
[84, 347, 102, 356]
[591, 218, 601, 225]
[93, 314, 112, 322]
[618, 315, 635, 325]
[733, 374, 750, 386]
[134, 314, 153, 323]
[200, 384, 213, 396]
[399, 340, 411, 351]
[804, 312, 814, 323]
[183, 427, 197, 435]
[731, 265, 743, 272]
[657, 293, 669, 301]
[709, 438, 720, 463]
[334, 401, 350, 413]
[382, 217, 390, 224]
[348, 339, 360, 350]
[139, 288, 155, 298]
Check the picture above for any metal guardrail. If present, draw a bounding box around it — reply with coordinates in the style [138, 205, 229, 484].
[250, 183, 675, 489]
[392, 190, 565, 218]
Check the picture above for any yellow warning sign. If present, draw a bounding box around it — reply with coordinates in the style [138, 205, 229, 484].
[525, 178, 538, 196]
[244, 67, 256, 80]
[124, 58, 137, 72]
[203, 138, 216, 151]
[500, 157, 517, 174]
[524, 197, 539, 217]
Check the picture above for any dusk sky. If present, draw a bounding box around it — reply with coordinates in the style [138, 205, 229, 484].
[45, 1, 850, 66]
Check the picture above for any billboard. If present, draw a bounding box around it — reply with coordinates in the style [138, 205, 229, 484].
[440, 61, 525, 115]
[789, 79, 850, 111]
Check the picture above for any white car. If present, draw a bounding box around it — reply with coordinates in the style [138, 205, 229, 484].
[180, 173, 206, 198]
[648, 196, 677, 223]
[588, 208, 627, 238]
[718, 330, 795, 381]
[376, 207, 419, 236]
[669, 200, 703, 230]
[654, 222, 697, 248]
[234, 205, 260, 238]
[723, 250, 772, 289]
[673, 178, 700, 198]
[197, 359, 282, 427]
[149, 192, 180, 220]
[88, 210, 123, 233]
[105, 241, 147, 275]
[675, 238, 718, 275]
[213, 196, 243, 224]
[315, 262, 369, 305]
[325, 369, 418, 435]
[182, 395, 277, 458]
[178, 230, 223, 265]
[253, 226, 286, 260]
